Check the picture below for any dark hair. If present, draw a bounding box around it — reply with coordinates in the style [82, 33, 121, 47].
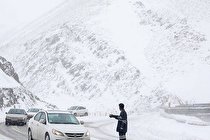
[119, 103, 124, 109]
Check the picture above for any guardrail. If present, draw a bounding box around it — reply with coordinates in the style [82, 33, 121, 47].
[165, 107, 210, 115]
[164, 103, 210, 114]
[164, 104, 210, 123]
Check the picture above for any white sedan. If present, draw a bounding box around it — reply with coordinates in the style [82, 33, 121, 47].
[67, 106, 88, 117]
[28, 110, 90, 140]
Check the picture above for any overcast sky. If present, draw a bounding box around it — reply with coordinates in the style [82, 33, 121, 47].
[0, 0, 65, 40]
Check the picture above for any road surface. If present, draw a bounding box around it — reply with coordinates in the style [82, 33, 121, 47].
[0, 119, 118, 140]
[0, 114, 209, 140]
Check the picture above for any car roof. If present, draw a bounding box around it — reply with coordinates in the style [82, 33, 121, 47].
[28, 108, 40, 109]
[45, 110, 71, 114]
[70, 106, 85, 108]
[9, 108, 25, 111]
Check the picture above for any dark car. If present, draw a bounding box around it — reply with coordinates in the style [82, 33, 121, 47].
[5, 109, 27, 126]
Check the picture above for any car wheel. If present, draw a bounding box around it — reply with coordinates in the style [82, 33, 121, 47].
[45, 134, 50, 140]
[74, 113, 77, 116]
[28, 129, 33, 140]
[84, 112, 88, 116]
[5, 121, 9, 126]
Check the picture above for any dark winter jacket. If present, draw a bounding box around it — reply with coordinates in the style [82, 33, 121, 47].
[110, 109, 127, 133]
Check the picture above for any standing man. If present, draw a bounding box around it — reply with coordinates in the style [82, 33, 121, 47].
[109, 103, 127, 140]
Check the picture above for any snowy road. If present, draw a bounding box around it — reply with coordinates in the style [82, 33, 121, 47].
[0, 113, 210, 140]
[0, 118, 118, 140]
[0, 123, 27, 140]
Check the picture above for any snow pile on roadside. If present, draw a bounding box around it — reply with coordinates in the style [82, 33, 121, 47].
[79, 112, 210, 140]
[128, 113, 210, 140]
[160, 111, 210, 126]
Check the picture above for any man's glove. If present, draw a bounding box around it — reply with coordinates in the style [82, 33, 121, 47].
[109, 114, 114, 118]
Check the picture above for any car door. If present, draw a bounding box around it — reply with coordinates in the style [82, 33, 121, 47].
[76, 106, 81, 116]
[31, 112, 42, 140]
[80, 107, 86, 115]
[77, 106, 84, 116]
[37, 112, 47, 140]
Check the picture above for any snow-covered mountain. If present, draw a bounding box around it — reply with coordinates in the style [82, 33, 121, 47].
[0, 56, 56, 109]
[0, 56, 34, 108]
[1, 0, 209, 112]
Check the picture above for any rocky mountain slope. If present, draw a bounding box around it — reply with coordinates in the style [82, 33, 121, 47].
[2, 0, 209, 112]
[0, 56, 55, 109]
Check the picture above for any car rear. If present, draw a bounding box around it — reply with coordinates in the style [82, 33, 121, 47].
[5, 109, 27, 125]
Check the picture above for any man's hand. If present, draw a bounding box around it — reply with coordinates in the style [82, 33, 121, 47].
[109, 114, 114, 118]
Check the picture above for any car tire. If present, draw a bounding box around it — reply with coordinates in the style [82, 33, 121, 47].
[28, 129, 33, 140]
[45, 134, 50, 140]
[74, 113, 77, 116]
[5, 121, 9, 126]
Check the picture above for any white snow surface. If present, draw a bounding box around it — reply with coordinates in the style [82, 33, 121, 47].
[0, 0, 210, 111]
[93, 0, 210, 102]
[0, 111, 209, 140]
[81, 112, 210, 140]
[0, 69, 20, 88]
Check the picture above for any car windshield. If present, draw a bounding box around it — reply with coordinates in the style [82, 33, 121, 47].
[8, 109, 26, 114]
[69, 106, 78, 110]
[28, 108, 40, 112]
[47, 113, 79, 124]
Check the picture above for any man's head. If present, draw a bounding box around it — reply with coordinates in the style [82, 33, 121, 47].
[119, 103, 124, 111]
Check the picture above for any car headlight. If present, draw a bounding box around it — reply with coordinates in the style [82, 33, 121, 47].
[84, 131, 90, 137]
[52, 129, 64, 136]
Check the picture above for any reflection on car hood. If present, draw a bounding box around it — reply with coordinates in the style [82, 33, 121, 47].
[27, 112, 37, 116]
[50, 124, 87, 133]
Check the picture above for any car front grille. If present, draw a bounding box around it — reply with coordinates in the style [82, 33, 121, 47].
[65, 133, 84, 138]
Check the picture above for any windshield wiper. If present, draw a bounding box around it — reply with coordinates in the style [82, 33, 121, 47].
[50, 122, 62, 124]
[59, 122, 78, 124]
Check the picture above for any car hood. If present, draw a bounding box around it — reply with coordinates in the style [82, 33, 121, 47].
[68, 110, 75, 111]
[49, 124, 87, 133]
[6, 114, 27, 118]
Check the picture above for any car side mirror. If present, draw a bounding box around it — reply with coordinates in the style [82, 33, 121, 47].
[39, 119, 46, 125]
[80, 121, 84, 125]
[5, 112, 8, 114]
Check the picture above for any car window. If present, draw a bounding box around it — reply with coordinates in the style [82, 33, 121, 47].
[78, 106, 85, 110]
[40, 112, 46, 120]
[69, 106, 78, 110]
[47, 113, 79, 124]
[8, 109, 26, 114]
[81, 107, 85, 109]
[34, 112, 42, 121]
[28, 108, 40, 112]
